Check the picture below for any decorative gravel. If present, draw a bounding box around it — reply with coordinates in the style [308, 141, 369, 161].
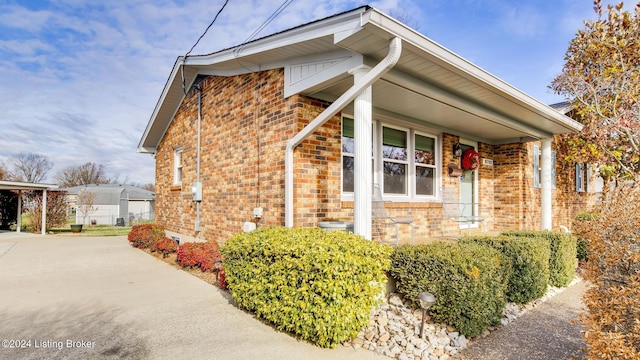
[346, 277, 582, 360]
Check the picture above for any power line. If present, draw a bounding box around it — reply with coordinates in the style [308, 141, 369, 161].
[184, 0, 230, 58]
[234, 0, 295, 57]
[182, 0, 229, 95]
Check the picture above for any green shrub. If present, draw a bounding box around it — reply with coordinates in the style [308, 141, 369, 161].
[389, 242, 509, 338]
[502, 230, 576, 287]
[220, 227, 392, 348]
[460, 235, 550, 304]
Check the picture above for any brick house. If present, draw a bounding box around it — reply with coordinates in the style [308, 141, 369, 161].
[138, 6, 595, 245]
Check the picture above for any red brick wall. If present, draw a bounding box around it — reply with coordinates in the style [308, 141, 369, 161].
[154, 68, 595, 244]
[155, 69, 351, 244]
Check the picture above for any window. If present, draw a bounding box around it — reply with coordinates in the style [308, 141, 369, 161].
[341, 117, 438, 200]
[415, 134, 436, 196]
[174, 147, 183, 185]
[382, 126, 408, 195]
[342, 119, 354, 193]
[533, 145, 556, 189]
[576, 163, 591, 192]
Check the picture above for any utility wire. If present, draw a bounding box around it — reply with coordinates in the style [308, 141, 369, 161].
[185, 0, 230, 58]
[233, 0, 295, 57]
[182, 0, 230, 95]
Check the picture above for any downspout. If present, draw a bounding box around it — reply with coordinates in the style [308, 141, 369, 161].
[284, 37, 402, 227]
[195, 84, 202, 232]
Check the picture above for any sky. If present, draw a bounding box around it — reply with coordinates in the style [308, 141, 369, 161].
[0, 0, 620, 185]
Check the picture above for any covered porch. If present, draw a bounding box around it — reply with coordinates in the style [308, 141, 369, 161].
[279, 9, 583, 239]
[0, 180, 58, 235]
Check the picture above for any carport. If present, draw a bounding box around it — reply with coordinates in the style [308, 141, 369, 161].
[0, 180, 58, 235]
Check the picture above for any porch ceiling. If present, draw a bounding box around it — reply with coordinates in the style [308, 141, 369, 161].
[302, 13, 581, 144]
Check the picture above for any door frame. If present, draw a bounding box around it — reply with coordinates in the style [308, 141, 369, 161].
[459, 139, 479, 230]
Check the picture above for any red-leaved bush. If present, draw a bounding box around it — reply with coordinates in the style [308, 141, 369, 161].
[198, 242, 222, 272]
[176, 241, 222, 272]
[156, 237, 178, 256]
[217, 270, 227, 290]
[127, 224, 165, 249]
[176, 242, 202, 267]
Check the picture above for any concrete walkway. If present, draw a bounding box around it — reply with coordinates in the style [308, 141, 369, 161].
[453, 280, 587, 360]
[0, 233, 379, 360]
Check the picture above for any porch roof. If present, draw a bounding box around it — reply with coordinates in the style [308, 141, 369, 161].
[138, 6, 582, 153]
[0, 180, 58, 191]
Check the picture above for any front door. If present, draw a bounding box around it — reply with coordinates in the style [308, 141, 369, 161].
[459, 141, 478, 229]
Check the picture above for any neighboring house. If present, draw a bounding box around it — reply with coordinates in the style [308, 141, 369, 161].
[65, 184, 155, 225]
[138, 6, 594, 245]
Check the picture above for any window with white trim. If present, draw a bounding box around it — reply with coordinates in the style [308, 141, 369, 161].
[341, 117, 438, 200]
[342, 120, 355, 193]
[382, 126, 408, 195]
[533, 145, 556, 189]
[415, 133, 436, 196]
[173, 147, 183, 185]
[576, 163, 591, 192]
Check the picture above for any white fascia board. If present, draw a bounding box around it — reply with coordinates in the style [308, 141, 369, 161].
[184, 10, 366, 67]
[137, 57, 194, 153]
[0, 180, 58, 190]
[138, 8, 369, 153]
[284, 50, 363, 97]
[363, 8, 583, 133]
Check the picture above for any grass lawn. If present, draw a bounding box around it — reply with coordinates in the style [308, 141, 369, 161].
[49, 224, 132, 236]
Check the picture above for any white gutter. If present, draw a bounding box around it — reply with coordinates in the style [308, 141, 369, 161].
[284, 37, 402, 227]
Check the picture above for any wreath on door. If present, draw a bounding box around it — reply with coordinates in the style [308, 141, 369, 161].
[461, 148, 480, 171]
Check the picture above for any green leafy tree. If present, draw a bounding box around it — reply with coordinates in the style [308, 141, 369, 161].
[551, 1, 640, 180]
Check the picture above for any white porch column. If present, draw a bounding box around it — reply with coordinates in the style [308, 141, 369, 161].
[41, 189, 47, 235]
[349, 65, 373, 239]
[16, 190, 22, 233]
[540, 138, 552, 230]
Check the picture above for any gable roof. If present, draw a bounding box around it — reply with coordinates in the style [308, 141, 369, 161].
[138, 6, 582, 153]
[65, 184, 154, 201]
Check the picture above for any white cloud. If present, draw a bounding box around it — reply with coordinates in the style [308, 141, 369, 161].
[0, 4, 52, 32]
[0, 0, 589, 185]
[499, 6, 548, 38]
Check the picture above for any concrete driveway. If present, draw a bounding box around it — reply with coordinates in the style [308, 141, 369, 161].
[0, 233, 379, 360]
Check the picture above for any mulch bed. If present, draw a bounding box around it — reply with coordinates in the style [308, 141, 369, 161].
[143, 249, 221, 287]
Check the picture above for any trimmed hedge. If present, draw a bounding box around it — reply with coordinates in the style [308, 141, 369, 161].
[220, 227, 392, 348]
[502, 230, 576, 287]
[460, 236, 550, 304]
[389, 242, 509, 338]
